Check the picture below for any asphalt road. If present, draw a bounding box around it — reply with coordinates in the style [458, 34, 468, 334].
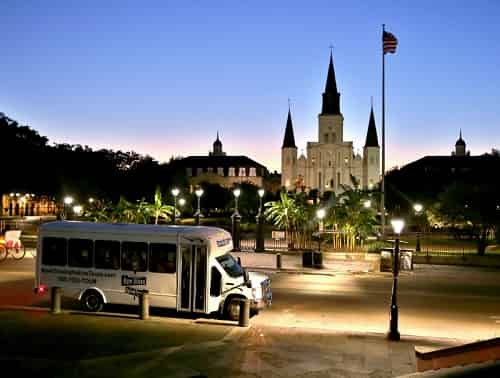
[1, 257, 499, 341]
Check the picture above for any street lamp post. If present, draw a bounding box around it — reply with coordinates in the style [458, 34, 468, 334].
[171, 188, 180, 224]
[256, 189, 265, 252]
[316, 208, 326, 252]
[388, 218, 405, 341]
[178, 198, 186, 222]
[232, 188, 241, 252]
[63, 196, 74, 220]
[194, 189, 203, 225]
[413, 203, 423, 252]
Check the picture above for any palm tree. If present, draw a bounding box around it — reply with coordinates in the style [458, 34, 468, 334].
[264, 191, 313, 249]
[146, 187, 174, 224]
[334, 176, 378, 249]
[111, 196, 137, 223]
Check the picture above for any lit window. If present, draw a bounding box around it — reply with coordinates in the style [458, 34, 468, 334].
[228, 167, 235, 176]
[197, 167, 203, 176]
[238, 167, 246, 176]
[207, 167, 213, 173]
[217, 167, 224, 176]
[249, 167, 257, 176]
[186, 168, 192, 177]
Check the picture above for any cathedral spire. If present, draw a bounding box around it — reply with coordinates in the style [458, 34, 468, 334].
[321, 51, 341, 115]
[282, 108, 297, 148]
[364, 105, 379, 147]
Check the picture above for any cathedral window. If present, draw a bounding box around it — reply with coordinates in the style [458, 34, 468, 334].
[328, 160, 331, 167]
[238, 167, 246, 176]
[228, 167, 235, 176]
[332, 133, 336, 143]
[217, 167, 224, 176]
[330, 179, 334, 188]
[249, 167, 257, 176]
[186, 168, 192, 177]
[337, 172, 341, 189]
[324, 133, 329, 143]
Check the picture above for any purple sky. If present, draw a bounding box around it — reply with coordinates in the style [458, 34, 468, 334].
[1, 1, 499, 172]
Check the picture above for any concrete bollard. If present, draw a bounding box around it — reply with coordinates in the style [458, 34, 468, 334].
[139, 290, 150, 320]
[51, 287, 62, 314]
[238, 298, 250, 327]
[276, 253, 282, 269]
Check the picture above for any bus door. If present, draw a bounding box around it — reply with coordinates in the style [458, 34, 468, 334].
[178, 244, 207, 313]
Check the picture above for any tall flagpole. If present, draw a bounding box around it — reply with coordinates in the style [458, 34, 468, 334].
[381, 24, 386, 237]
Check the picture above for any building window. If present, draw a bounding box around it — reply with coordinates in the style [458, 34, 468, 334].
[207, 167, 213, 173]
[328, 160, 331, 167]
[197, 167, 203, 176]
[217, 167, 224, 176]
[238, 167, 246, 177]
[228, 167, 235, 176]
[324, 133, 329, 143]
[370, 156, 375, 165]
[249, 167, 257, 176]
[330, 179, 334, 188]
[337, 172, 341, 189]
[186, 168, 192, 177]
[332, 133, 336, 143]
[318, 172, 322, 189]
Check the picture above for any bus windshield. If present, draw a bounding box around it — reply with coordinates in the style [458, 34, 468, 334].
[216, 253, 243, 278]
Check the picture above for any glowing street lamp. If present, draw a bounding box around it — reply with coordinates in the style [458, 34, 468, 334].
[88, 197, 95, 204]
[364, 200, 372, 208]
[171, 188, 180, 224]
[388, 218, 405, 341]
[232, 188, 242, 252]
[316, 208, 326, 253]
[64, 196, 74, 205]
[256, 188, 266, 252]
[194, 188, 204, 225]
[413, 203, 423, 252]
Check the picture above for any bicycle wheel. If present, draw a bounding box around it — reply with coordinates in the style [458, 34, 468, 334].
[11, 246, 26, 260]
[0, 246, 7, 262]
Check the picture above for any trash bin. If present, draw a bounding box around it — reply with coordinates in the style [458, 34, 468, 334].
[380, 249, 392, 272]
[400, 251, 413, 271]
[302, 250, 323, 269]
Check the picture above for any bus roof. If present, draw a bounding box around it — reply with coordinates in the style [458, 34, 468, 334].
[39, 221, 231, 242]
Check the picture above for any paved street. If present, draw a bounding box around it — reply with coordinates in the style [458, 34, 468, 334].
[1, 258, 500, 376]
[1, 258, 500, 341]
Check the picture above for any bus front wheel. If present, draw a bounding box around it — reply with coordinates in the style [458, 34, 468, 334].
[81, 290, 104, 312]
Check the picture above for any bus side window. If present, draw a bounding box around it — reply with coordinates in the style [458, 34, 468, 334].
[149, 243, 176, 274]
[122, 242, 148, 272]
[94, 240, 120, 270]
[41, 237, 67, 266]
[210, 267, 222, 296]
[68, 239, 93, 268]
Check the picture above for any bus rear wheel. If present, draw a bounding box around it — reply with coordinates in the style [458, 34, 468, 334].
[81, 290, 104, 312]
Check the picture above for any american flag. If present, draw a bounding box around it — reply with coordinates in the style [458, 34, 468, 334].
[383, 31, 398, 54]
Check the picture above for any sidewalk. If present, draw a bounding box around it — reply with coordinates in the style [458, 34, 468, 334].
[0, 307, 460, 377]
[232, 251, 378, 276]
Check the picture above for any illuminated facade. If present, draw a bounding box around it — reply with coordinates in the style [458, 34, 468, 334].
[281, 53, 380, 194]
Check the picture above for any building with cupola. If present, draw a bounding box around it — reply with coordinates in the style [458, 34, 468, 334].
[173, 133, 268, 190]
[281, 52, 380, 194]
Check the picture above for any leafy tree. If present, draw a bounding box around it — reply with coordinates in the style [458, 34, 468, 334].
[434, 181, 499, 255]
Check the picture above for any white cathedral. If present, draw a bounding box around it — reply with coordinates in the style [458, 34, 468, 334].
[281, 52, 381, 194]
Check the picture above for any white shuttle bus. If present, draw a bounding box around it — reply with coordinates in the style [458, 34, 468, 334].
[35, 221, 271, 320]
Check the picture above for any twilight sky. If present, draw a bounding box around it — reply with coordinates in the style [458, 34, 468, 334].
[1, 1, 499, 172]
